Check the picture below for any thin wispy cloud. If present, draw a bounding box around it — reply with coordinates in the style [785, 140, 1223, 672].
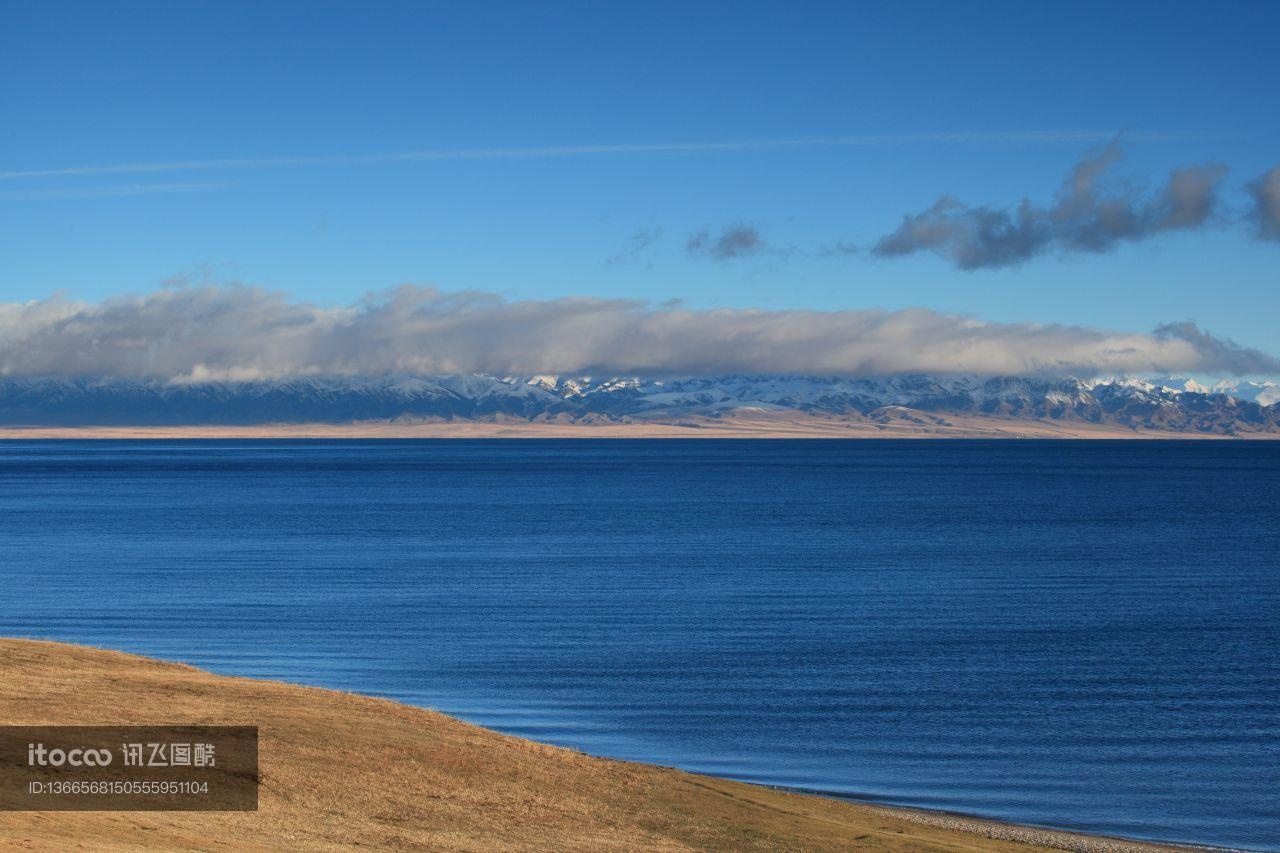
[818, 239, 860, 257]
[687, 225, 766, 261]
[606, 228, 664, 266]
[0, 181, 230, 201]
[1, 284, 1275, 381]
[0, 131, 1205, 182]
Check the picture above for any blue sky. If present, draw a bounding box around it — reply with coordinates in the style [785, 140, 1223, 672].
[1, 0, 1277, 353]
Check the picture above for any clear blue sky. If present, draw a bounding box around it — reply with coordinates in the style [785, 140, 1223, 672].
[1, 0, 1276, 350]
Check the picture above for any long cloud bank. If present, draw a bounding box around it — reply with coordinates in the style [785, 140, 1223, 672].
[0, 285, 1276, 381]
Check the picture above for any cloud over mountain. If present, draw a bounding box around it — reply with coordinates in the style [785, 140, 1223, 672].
[2, 285, 1277, 382]
[872, 143, 1228, 269]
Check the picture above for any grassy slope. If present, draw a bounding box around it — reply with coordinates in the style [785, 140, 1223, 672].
[0, 639, 1078, 851]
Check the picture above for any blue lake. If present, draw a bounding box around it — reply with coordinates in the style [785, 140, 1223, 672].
[1, 439, 1277, 849]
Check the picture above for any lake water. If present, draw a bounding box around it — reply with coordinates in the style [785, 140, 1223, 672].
[1, 440, 1277, 849]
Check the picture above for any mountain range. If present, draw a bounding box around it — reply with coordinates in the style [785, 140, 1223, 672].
[1, 374, 1277, 435]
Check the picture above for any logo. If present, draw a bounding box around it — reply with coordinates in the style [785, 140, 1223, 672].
[26, 743, 114, 767]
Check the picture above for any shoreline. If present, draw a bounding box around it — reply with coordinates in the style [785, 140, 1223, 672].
[837, 802, 1212, 853]
[1, 413, 1278, 440]
[0, 638, 1204, 852]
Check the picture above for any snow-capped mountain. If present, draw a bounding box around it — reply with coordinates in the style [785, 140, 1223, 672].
[1145, 375, 1280, 406]
[0, 374, 1277, 434]
[1209, 379, 1280, 407]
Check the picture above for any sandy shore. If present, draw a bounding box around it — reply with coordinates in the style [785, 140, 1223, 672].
[1, 410, 1274, 440]
[0, 638, 1194, 851]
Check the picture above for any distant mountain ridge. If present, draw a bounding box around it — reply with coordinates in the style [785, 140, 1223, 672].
[0, 374, 1277, 434]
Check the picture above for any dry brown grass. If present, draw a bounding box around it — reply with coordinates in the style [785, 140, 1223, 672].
[0, 639, 1108, 851]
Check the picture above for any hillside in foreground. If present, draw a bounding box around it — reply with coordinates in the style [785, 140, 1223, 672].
[0, 639, 1176, 852]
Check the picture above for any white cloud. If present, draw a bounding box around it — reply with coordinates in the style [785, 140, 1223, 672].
[1, 284, 1275, 381]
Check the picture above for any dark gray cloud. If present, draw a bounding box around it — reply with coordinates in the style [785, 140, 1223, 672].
[1, 285, 1275, 381]
[1153, 321, 1280, 375]
[605, 227, 663, 266]
[872, 143, 1228, 269]
[687, 225, 765, 260]
[1152, 165, 1225, 231]
[1246, 165, 1280, 242]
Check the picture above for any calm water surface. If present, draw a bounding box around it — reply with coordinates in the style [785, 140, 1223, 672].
[1, 440, 1277, 849]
